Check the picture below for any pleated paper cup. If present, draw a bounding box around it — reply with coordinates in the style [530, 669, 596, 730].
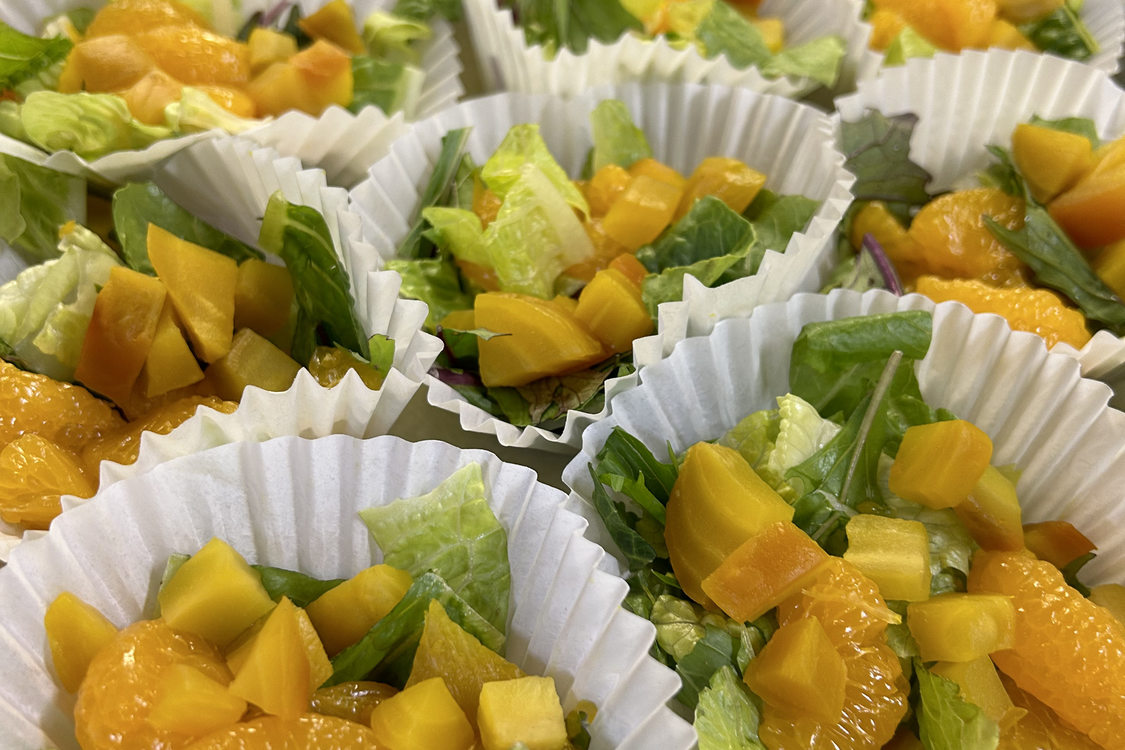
[462, 0, 876, 99]
[564, 289, 1124, 586]
[0, 434, 694, 750]
[0, 0, 463, 186]
[346, 82, 853, 451]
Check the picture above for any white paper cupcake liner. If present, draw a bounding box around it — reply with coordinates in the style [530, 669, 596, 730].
[0, 0, 463, 187]
[346, 82, 853, 452]
[563, 289, 1124, 586]
[462, 0, 875, 99]
[0, 434, 694, 750]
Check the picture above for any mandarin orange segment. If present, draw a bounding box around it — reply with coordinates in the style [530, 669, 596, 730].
[0, 434, 95, 529]
[134, 26, 251, 86]
[914, 276, 1091, 349]
[184, 713, 382, 748]
[74, 619, 231, 750]
[968, 551, 1125, 749]
[998, 671, 1101, 750]
[872, 0, 997, 51]
[907, 188, 1027, 285]
[776, 558, 900, 647]
[85, 0, 208, 38]
[0, 360, 125, 453]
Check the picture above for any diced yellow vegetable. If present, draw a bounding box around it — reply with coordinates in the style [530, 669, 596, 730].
[234, 259, 294, 339]
[930, 657, 1021, 731]
[676, 157, 766, 221]
[955, 465, 1024, 551]
[574, 267, 653, 353]
[477, 676, 568, 750]
[888, 420, 993, 509]
[664, 442, 795, 608]
[907, 593, 1015, 662]
[628, 158, 686, 189]
[996, 0, 1063, 23]
[44, 592, 118, 693]
[246, 61, 313, 117]
[158, 537, 276, 647]
[305, 564, 413, 656]
[743, 617, 846, 724]
[843, 515, 932, 601]
[204, 328, 302, 401]
[701, 521, 830, 623]
[1090, 583, 1125, 624]
[369, 677, 475, 750]
[119, 69, 184, 125]
[602, 175, 683, 251]
[608, 253, 648, 287]
[290, 40, 354, 115]
[248, 27, 298, 74]
[584, 164, 632, 216]
[987, 18, 1036, 49]
[1093, 239, 1125, 297]
[1049, 163, 1125, 249]
[297, 0, 364, 54]
[1022, 520, 1096, 569]
[141, 302, 205, 399]
[146, 663, 247, 735]
[868, 9, 908, 50]
[227, 606, 332, 694]
[227, 597, 309, 720]
[1012, 123, 1093, 203]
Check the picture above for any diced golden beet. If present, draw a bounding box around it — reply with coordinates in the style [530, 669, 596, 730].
[1093, 239, 1125, 297]
[477, 677, 567, 750]
[549, 295, 579, 315]
[602, 175, 684, 251]
[369, 677, 475, 750]
[119, 69, 184, 125]
[475, 292, 606, 387]
[228, 597, 310, 720]
[141, 302, 205, 399]
[290, 40, 354, 116]
[85, 0, 208, 37]
[45, 592, 118, 693]
[147, 224, 237, 363]
[574, 267, 653, 353]
[204, 328, 302, 401]
[849, 201, 926, 282]
[1049, 164, 1125, 249]
[702, 521, 830, 623]
[311, 682, 399, 725]
[931, 657, 1020, 730]
[628, 158, 686, 189]
[248, 27, 298, 74]
[69, 35, 156, 92]
[196, 84, 257, 118]
[676, 157, 766, 221]
[743, 617, 846, 724]
[298, 0, 364, 54]
[996, 0, 1063, 23]
[407, 601, 523, 724]
[907, 593, 1015, 662]
[74, 266, 167, 407]
[1086, 134, 1125, 180]
[440, 309, 475, 331]
[246, 61, 313, 117]
[158, 537, 276, 647]
[872, 0, 997, 51]
[305, 564, 412, 656]
[146, 663, 246, 735]
[751, 17, 785, 53]
[987, 18, 1036, 49]
[134, 25, 251, 86]
[1022, 520, 1096, 569]
[307, 346, 385, 391]
[1012, 123, 1094, 203]
[1090, 584, 1125, 624]
[608, 253, 648, 287]
[868, 9, 908, 50]
[227, 606, 332, 694]
[888, 420, 993, 509]
[955, 465, 1024, 551]
[584, 164, 632, 217]
[843, 515, 932, 601]
[234, 259, 294, 338]
[664, 442, 796, 608]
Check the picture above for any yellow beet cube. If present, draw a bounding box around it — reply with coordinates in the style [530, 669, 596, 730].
[987, 18, 1036, 50]
[228, 605, 331, 694]
[930, 657, 1020, 730]
[843, 514, 932, 601]
[1093, 238, 1125, 298]
[628, 157, 686, 189]
[584, 164, 632, 216]
[204, 328, 302, 401]
[370, 677, 475, 750]
[44, 592, 118, 693]
[248, 27, 297, 74]
[743, 617, 846, 724]
[146, 663, 246, 735]
[955, 465, 1024, 551]
[664, 442, 795, 608]
[1012, 123, 1093, 203]
[701, 521, 830, 623]
[227, 597, 310, 720]
[158, 537, 276, 647]
[602, 175, 684, 251]
[888, 420, 993, 509]
[141, 302, 205, 399]
[305, 564, 413, 656]
[574, 267, 653, 353]
[477, 676, 568, 750]
[907, 593, 1015, 662]
[298, 0, 364, 54]
[234, 258, 294, 338]
[676, 157, 766, 221]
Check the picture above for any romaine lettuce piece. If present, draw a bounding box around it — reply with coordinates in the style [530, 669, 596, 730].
[0, 22, 72, 93]
[694, 666, 767, 750]
[359, 462, 511, 633]
[883, 26, 937, 67]
[720, 407, 781, 471]
[421, 206, 489, 266]
[0, 154, 85, 264]
[636, 196, 755, 274]
[762, 393, 841, 499]
[481, 124, 589, 215]
[165, 86, 260, 134]
[385, 256, 473, 328]
[363, 11, 431, 62]
[743, 189, 820, 255]
[0, 229, 120, 381]
[760, 36, 846, 86]
[915, 661, 1000, 750]
[506, 0, 640, 55]
[350, 57, 424, 117]
[21, 91, 172, 159]
[392, 0, 463, 22]
[589, 98, 651, 172]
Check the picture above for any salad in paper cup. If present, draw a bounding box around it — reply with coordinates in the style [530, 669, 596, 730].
[347, 82, 852, 451]
[0, 0, 463, 185]
[0, 434, 693, 749]
[563, 289, 1125, 748]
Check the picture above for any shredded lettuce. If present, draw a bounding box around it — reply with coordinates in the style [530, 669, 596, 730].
[742, 189, 820, 255]
[0, 22, 72, 94]
[915, 662, 1000, 750]
[883, 26, 937, 66]
[350, 57, 424, 117]
[359, 463, 511, 633]
[481, 124, 588, 214]
[694, 666, 767, 750]
[0, 154, 85, 264]
[505, 0, 641, 55]
[21, 91, 172, 159]
[589, 98, 651, 172]
[165, 86, 259, 135]
[385, 256, 473, 328]
[363, 11, 432, 62]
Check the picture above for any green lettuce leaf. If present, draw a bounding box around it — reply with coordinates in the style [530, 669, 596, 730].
[386, 256, 473, 329]
[421, 206, 489, 266]
[694, 665, 767, 750]
[326, 572, 503, 687]
[165, 86, 260, 135]
[694, 2, 771, 69]
[359, 463, 510, 633]
[760, 35, 845, 87]
[637, 196, 755, 273]
[883, 25, 937, 66]
[506, 0, 641, 55]
[589, 98, 651, 172]
[350, 57, 424, 117]
[594, 425, 678, 520]
[839, 110, 933, 226]
[915, 662, 1000, 750]
[0, 229, 120, 381]
[112, 182, 261, 275]
[481, 124, 588, 214]
[363, 11, 432, 62]
[1028, 115, 1099, 147]
[0, 22, 72, 93]
[1020, 1, 1097, 60]
[21, 91, 172, 159]
[743, 189, 820, 255]
[259, 192, 368, 363]
[397, 127, 472, 260]
[392, 0, 463, 22]
[0, 154, 85, 264]
[587, 463, 659, 571]
[250, 565, 344, 608]
[760, 393, 842, 501]
[641, 250, 751, 314]
[675, 625, 741, 710]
